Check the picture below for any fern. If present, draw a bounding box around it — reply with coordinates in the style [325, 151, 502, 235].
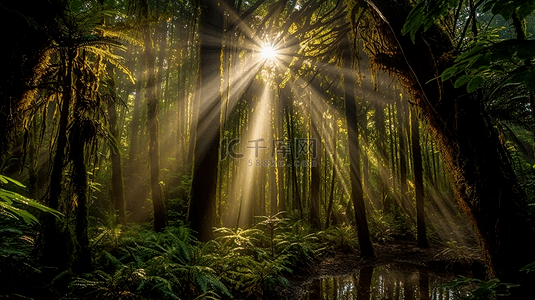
[0, 174, 62, 225]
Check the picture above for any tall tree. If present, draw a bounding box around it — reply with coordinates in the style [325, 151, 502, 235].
[189, 0, 225, 241]
[342, 42, 374, 257]
[309, 94, 321, 229]
[39, 44, 76, 270]
[396, 95, 408, 213]
[106, 66, 127, 225]
[356, 0, 535, 285]
[141, 3, 167, 232]
[411, 105, 428, 248]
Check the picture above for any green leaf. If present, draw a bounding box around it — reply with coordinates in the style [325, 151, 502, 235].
[524, 70, 535, 92]
[482, 0, 499, 13]
[520, 261, 535, 273]
[402, 0, 456, 42]
[442, 62, 470, 81]
[454, 74, 471, 88]
[517, 2, 535, 19]
[0, 174, 25, 187]
[0, 174, 62, 225]
[467, 75, 484, 92]
[500, 3, 515, 20]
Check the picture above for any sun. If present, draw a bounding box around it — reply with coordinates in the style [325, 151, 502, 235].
[260, 44, 278, 61]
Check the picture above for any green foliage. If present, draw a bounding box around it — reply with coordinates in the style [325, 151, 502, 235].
[403, 0, 535, 92]
[402, 0, 458, 42]
[69, 266, 150, 300]
[0, 217, 45, 299]
[442, 276, 519, 299]
[274, 220, 320, 268]
[256, 212, 288, 258]
[368, 210, 414, 243]
[442, 38, 535, 92]
[318, 224, 360, 254]
[0, 174, 62, 224]
[520, 261, 535, 273]
[69, 225, 232, 300]
[482, 0, 535, 20]
[206, 217, 326, 298]
[434, 240, 481, 266]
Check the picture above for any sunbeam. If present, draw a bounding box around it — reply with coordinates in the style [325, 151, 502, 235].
[260, 44, 278, 61]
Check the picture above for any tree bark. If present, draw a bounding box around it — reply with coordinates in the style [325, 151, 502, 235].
[397, 96, 409, 214]
[342, 44, 374, 257]
[107, 66, 127, 225]
[309, 97, 321, 229]
[188, 0, 225, 241]
[411, 105, 428, 248]
[69, 120, 91, 273]
[38, 48, 76, 270]
[364, 0, 534, 284]
[144, 25, 167, 232]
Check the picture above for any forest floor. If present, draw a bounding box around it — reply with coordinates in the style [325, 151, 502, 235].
[279, 240, 486, 299]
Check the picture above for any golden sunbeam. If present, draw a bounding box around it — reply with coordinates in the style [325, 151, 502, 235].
[260, 44, 278, 61]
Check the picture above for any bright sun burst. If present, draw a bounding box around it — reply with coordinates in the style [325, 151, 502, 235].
[260, 44, 277, 60]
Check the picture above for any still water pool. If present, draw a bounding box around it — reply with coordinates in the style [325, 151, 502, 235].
[303, 262, 457, 300]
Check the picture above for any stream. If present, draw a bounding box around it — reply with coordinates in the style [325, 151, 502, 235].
[302, 262, 457, 299]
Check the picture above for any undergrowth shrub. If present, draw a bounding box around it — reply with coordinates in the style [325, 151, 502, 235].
[369, 209, 415, 243]
[317, 224, 359, 254]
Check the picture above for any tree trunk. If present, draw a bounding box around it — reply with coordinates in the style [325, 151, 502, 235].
[144, 25, 167, 232]
[69, 121, 91, 273]
[325, 129, 337, 228]
[188, 0, 225, 241]
[365, 0, 535, 284]
[397, 96, 409, 214]
[309, 97, 321, 229]
[342, 45, 374, 257]
[411, 105, 428, 248]
[125, 56, 146, 223]
[38, 48, 76, 270]
[107, 66, 127, 225]
[156, 20, 167, 101]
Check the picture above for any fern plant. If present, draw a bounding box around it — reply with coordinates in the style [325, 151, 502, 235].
[318, 224, 360, 254]
[255, 212, 289, 258]
[0, 174, 62, 224]
[274, 220, 320, 268]
[135, 226, 231, 299]
[442, 276, 519, 300]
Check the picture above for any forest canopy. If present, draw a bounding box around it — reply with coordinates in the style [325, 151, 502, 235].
[1, 0, 535, 299]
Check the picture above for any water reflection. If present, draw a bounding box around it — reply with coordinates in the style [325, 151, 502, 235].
[304, 262, 455, 300]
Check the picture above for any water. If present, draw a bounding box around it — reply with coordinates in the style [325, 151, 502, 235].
[303, 262, 457, 300]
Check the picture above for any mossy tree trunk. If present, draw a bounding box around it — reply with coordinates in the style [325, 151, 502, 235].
[365, 0, 534, 284]
[38, 48, 76, 270]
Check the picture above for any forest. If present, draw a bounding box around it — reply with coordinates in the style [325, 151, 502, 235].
[2, 0, 535, 299]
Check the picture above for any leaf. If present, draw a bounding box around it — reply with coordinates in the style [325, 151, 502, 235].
[467, 75, 484, 92]
[0, 174, 62, 225]
[524, 70, 535, 92]
[0, 175, 25, 187]
[442, 63, 467, 81]
[482, 0, 499, 13]
[454, 74, 471, 88]
[520, 261, 535, 273]
[500, 2, 515, 20]
[402, 0, 456, 42]
[517, 2, 535, 19]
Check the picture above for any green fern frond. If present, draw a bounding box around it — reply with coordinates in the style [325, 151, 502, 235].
[96, 25, 143, 47]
